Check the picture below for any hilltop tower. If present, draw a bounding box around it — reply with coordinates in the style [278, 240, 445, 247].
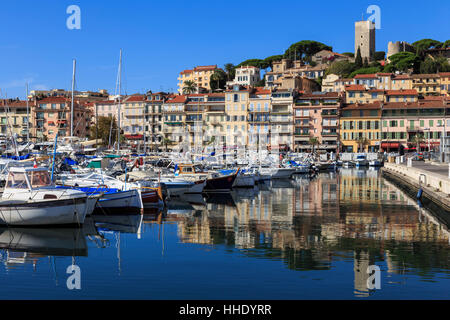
[355, 20, 376, 61]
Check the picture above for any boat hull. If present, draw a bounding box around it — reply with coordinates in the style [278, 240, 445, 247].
[0, 197, 88, 226]
[204, 172, 237, 192]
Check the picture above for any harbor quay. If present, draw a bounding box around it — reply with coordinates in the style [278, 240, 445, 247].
[382, 160, 450, 211]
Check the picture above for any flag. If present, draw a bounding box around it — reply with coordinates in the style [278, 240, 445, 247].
[174, 164, 179, 176]
[33, 158, 37, 168]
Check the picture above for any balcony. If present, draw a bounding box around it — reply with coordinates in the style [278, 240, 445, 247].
[321, 131, 338, 136]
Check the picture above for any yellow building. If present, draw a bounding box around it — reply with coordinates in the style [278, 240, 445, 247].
[340, 101, 382, 152]
[225, 86, 250, 148]
[411, 74, 441, 96]
[391, 74, 412, 90]
[345, 85, 384, 104]
[0, 99, 31, 139]
[440, 72, 450, 96]
[177, 65, 218, 94]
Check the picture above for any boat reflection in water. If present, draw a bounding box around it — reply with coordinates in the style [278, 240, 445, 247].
[168, 169, 450, 298]
[0, 168, 449, 299]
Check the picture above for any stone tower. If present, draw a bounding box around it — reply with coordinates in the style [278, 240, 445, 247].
[355, 20, 375, 61]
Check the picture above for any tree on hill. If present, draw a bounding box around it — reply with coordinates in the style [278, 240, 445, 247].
[283, 40, 332, 61]
[342, 52, 354, 58]
[384, 52, 420, 73]
[420, 56, 450, 74]
[263, 55, 284, 70]
[349, 67, 381, 79]
[237, 58, 269, 69]
[324, 60, 357, 78]
[412, 39, 442, 57]
[441, 40, 450, 48]
[355, 47, 363, 68]
[374, 51, 386, 61]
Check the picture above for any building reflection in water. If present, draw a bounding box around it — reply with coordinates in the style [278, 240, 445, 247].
[170, 168, 450, 297]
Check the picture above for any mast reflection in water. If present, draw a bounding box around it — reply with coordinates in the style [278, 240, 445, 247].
[0, 168, 449, 299]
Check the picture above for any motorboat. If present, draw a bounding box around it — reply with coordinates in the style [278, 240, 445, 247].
[355, 155, 369, 167]
[369, 159, 383, 167]
[0, 167, 90, 226]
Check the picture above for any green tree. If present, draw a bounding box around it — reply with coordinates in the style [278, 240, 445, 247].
[309, 137, 320, 154]
[237, 58, 268, 69]
[324, 60, 357, 78]
[263, 55, 284, 69]
[284, 40, 332, 61]
[342, 52, 355, 58]
[374, 51, 386, 60]
[356, 137, 370, 152]
[363, 57, 369, 68]
[441, 40, 450, 48]
[409, 134, 424, 151]
[384, 52, 420, 73]
[224, 63, 235, 81]
[355, 47, 363, 68]
[349, 66, 381, 79]
[420, 56, 450, 74]
[210, 69, 227, 91]
[162, 137, 172, 152]
[89, 116, 118, 147]
[412, 39, 442, 57]
[182, 80, 197, 94]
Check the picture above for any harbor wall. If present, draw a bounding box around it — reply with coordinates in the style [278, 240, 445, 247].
[382, 162, 450, 212]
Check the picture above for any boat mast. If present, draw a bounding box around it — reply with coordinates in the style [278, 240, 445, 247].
[25, 83, 30, 150]
[116, 49, 122, 153]
[71, 59, 76, 137]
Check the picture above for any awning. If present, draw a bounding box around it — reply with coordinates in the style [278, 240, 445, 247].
[125, 134, 144, 140]
[381, 142, 401, 148]
[419, 142, 440, 147]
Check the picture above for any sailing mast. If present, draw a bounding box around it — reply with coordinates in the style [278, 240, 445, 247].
[71, 59, 76, 137]
[26, 83, 30, 152]
[116, 49, 123, 153]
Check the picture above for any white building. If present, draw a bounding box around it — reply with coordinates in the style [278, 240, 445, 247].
[227, 66, 261, 87]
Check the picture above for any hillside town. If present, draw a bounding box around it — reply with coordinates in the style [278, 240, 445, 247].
[1, 19, 449, 157]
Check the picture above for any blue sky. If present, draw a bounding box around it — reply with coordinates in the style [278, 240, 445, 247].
[0, 0, 449, 99]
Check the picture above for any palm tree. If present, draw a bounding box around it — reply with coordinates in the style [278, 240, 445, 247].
[356, 137, 370, 152]
[224, 63, 235, 81]
[210, 71, 222, 92]
[409, 134, 424, 152]
[182, 80, 197, 94]
[162, 137, 172, 152]
[309, 137, 320, 154]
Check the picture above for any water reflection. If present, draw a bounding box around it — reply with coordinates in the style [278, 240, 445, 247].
[0, 168, 449, 298]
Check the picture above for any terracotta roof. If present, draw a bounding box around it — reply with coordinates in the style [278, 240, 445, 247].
[180, 69, 193, 75]
[298, 92, 339, 99]
[410, 73, 440, 78]
[254, 87, 271, 95]
[124, 95, 146, 102]
[385, 89, 418, 96]
[166, 95, 187, 103]
[193, 65, 217, 72]
[382, 101, 446, 109]
[342, 101, 382, 110]
[345, 85, 366, 91]
[439, 72, 450, 77]
[36, 97, 68, 103]
[393, 74, 411, 80]
[354, 74, 378, 79]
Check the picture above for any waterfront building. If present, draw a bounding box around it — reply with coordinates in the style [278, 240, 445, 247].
[0, 99, 32, 139]
[224, 86, 250, 149]
[269, 89, 294, 151]
[380, 99, 449, 152]
[340, 101, 382, 152]
[248, 88, 272, 150]
[293, 92, 341, 153]
[29, 88, 109, 101]
[226, 66, 260, 87]
[33, 97, 91, 141]
[145, 92, 168, 151]
[121, 95, 147, 149]
[162, 95, 187, 151]
[93, 100, 118, 120]
[177, 65, 218, 94]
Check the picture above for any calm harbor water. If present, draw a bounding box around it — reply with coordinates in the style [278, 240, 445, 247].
[1, 168, 450, 299]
